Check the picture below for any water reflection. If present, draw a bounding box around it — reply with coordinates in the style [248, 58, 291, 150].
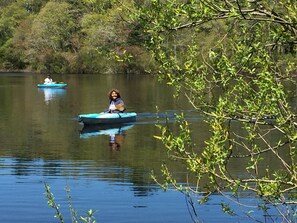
[109, 132, 125, 150]
[38, 88, 66, 104]
[0, 73, 206, 223]
[80, 123, 135, 150]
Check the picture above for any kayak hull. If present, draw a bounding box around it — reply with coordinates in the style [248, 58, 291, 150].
[79, 112, 137, 125]
[37, 83, 67, 89]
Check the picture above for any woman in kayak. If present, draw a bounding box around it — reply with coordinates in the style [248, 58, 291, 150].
[107, 89, 126, 113]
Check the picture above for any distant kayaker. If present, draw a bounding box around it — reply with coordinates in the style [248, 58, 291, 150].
[44, 74, 54, 84]
[107, 89, 126, 113]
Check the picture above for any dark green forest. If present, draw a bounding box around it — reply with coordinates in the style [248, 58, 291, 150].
[0, 0, 152, 74]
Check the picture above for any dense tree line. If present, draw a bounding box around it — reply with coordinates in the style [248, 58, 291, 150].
[0, 0, 150, 74]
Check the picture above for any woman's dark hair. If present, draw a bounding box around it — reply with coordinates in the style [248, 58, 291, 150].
[108, 88, 121, 100]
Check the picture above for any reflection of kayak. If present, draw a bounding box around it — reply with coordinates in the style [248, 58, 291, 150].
[38, 88, 66, 95]
[37, 83, 67, 89]
[80, 123, 135, 138]
[38, 88, 66, 104]
[79, 112, 137, 125]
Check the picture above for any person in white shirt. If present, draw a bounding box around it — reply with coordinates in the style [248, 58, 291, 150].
[44, 75, 54, 84]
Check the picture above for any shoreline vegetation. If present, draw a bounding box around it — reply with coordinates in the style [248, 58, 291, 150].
[0, 1, 153, 74]
[0, 70, 31, 73]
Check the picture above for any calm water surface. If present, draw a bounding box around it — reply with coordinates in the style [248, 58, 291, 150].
[0, 72, 288, 222]
[0, 72, 198, 223]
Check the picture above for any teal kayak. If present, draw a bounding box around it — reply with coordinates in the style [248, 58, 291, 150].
[37, 83, 67, 89]
[79, 112, 137, 125]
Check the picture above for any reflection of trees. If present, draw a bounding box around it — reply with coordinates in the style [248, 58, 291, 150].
[42, 162, 63, 176]
[7, 156, 158, 197]
[11, 158, 35, 176]
[86, 164, 158, 197]
[10, 158, 63, 177]
[125, 168, 157, 197]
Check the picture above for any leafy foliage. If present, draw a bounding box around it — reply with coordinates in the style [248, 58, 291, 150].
[136, 0, 297, 220]
[44, 183, 97, 223]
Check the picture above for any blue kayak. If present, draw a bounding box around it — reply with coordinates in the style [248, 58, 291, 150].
[37, 83, 67, 89]
[79, 112, 137, 125]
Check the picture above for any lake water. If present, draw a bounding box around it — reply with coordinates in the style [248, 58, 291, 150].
[0, 72, 291, 222]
